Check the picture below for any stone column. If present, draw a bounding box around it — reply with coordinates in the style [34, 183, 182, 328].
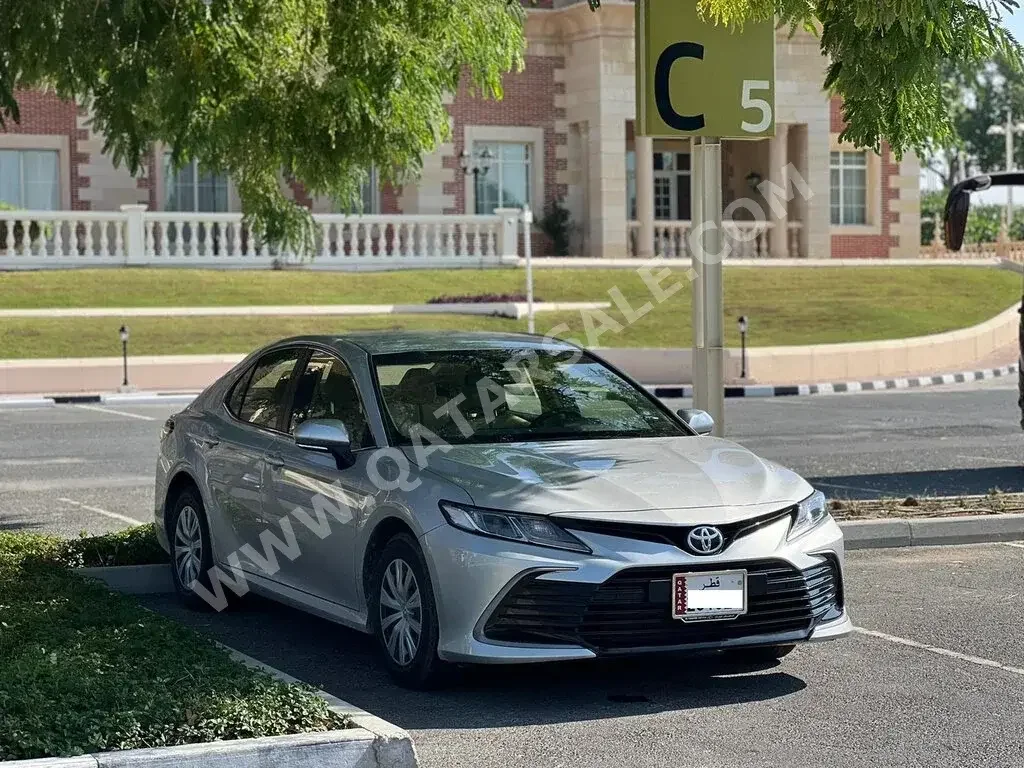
[768, 123, 790, 258]
[635, 135, 655, 259]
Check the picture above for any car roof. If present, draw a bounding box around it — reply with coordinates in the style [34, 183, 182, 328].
[279, 331, 580, 355]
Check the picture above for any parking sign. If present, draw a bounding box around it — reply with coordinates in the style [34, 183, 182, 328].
[636, 0, 776, 138]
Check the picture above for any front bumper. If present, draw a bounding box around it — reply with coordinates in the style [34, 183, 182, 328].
[422, 513, 849, 663]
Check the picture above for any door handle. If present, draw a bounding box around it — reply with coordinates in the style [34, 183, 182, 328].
[266, 454, 285, 469]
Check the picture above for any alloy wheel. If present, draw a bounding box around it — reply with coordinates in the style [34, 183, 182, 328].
[173, 505, 203, 588]
[379, 558, 422, 666]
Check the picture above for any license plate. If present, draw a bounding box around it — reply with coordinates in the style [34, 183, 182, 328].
[672, 570, 747, 622]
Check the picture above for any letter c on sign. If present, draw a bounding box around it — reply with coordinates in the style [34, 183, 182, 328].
[654, 42, 706, 132]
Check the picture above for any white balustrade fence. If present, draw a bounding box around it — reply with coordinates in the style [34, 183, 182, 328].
[0, 205, 521, 270]
[627, 220, 804, 259]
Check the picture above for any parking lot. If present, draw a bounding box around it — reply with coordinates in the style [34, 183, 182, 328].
[2, 378, 1020, 539]
[1, 381, 1022, 766]
[142, 542, 1024, 768]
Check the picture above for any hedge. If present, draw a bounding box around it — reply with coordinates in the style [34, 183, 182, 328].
[0, 531, 344, 760]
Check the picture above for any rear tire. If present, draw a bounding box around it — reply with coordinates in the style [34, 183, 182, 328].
[369, 533, 449, 689]
[167, 487, 236, 612]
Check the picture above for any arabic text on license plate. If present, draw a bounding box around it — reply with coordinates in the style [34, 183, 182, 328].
[672, 570, 747, 622]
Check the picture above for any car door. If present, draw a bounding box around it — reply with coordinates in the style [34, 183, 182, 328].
[205, 347, 305, 575]
[261, 347, 379, 608]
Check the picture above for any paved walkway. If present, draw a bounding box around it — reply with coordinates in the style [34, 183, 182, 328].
[0, 301, 607, 320]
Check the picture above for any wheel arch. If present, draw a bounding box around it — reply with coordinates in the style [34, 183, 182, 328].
[361, 516, 420, 610]
[163, 469, 202, 537]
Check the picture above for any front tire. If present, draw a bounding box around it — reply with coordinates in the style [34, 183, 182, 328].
[369, 534, 448, 689]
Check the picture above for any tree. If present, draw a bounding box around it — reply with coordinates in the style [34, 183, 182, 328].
[0, 0, 524, 245]
[924, 54, 1024, 188]
[1, 0, 1021, 244]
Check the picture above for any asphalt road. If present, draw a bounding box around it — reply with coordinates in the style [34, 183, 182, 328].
[1, 378, 1020, 538]
[141, 541, 1024, 768]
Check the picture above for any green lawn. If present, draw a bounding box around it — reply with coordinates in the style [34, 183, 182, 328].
[0, 266, 1019, 358]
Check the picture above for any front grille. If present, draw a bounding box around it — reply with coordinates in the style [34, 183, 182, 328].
[560, 507, 795, 557]
[484, 558, 843, 653]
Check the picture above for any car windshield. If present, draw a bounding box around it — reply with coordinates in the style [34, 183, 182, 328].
[373, 348, 688, 445]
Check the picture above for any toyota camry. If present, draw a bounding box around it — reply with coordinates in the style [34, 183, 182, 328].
[154, 332, 850, 688]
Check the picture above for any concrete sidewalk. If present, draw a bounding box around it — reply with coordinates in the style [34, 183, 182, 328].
[0, 301, 608, 321]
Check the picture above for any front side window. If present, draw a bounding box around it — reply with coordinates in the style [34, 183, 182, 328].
[830, 151, 868, 225]
[237, 349, 303, 430]
[474, 142, 531, 214]
[289, 352, 373, 449]
[374, 348, 687, 445]
[163, 154, 230, 212]
[0, 150, 60, 210]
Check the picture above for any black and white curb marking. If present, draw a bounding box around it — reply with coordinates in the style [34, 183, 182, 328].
[647, 363, 1020, 399]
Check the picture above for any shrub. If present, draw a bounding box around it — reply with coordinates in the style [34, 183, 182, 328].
[0, 531, 344, 760]
[539, 197, 573, 256]
[427, 293, 542, 304]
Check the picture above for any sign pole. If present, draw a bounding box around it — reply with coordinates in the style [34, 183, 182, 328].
[693, 136, 725, 436]
[635, 0, 774, 437]
[690, 137, 706, 414]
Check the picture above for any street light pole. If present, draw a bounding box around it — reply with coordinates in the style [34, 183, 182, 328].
[987, 111, 1024, 229]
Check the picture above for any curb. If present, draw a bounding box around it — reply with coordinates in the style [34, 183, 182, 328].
[0, 396, 56, 409]
[77, 564, 173, 594]
[839, 513, 1024, 550]
[647, 362, 1019, 399]
[101, 393, 199, 406]
[225, 646, 418, 768]
[10, 729, 383, 768]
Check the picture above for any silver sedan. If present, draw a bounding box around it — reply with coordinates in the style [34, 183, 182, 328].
[154, 332, 850, 688]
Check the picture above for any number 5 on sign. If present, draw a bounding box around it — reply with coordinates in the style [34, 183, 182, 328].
[636, 0, 776, 139]
[741, 80, 773, 134]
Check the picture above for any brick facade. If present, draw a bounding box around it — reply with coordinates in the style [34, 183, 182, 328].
[3, 14, 919, 261]
[1, 90, 89, 210]
[829, 95, 902, 259]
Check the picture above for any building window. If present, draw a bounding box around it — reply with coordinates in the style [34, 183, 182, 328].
[830, 151, 868, 225]
[0, 150, 60, 210]
[337, 167, 379, 214]
[626, 150, 691, 221]
[474, 142, 531, 214]
[163, 154, 230, 212]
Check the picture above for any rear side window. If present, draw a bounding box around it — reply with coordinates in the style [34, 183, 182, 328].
[237, 349, 303, 430]
[226, 369, 251, 418]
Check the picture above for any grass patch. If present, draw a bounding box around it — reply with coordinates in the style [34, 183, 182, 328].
[0, 531, 342, 760]
[0, 266, 1019, 357]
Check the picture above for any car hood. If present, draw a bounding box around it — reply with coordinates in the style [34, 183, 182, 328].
[405, 436, 813, 525]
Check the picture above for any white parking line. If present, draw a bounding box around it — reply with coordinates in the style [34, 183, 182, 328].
[75, 404, 157, 421]
[854, 626, 1024, 677]
[1004, 542, 1024, 549]
[814, 481, 885, 497]
[58, 497, 145, 526]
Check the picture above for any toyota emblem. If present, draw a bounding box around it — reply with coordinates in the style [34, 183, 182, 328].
[687, 526, 725, 555]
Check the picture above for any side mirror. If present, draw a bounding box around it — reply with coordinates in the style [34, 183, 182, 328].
[678, 408, 714, 436]
[943, 186, 973, 251]
[294, 419, 355, 469]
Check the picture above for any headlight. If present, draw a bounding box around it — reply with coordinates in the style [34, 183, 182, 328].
[439, 501, 592, 554]
[788, 490, 829, 541]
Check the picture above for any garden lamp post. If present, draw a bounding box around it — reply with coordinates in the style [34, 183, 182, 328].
[459, 147, 495, 213]
[119, 325, 130, 389]
[737, 316, 749, 380]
